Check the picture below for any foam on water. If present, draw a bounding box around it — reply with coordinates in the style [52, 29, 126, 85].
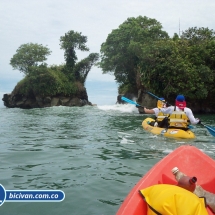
[120, 137, 135, 144]
[97, 103, 139, 113]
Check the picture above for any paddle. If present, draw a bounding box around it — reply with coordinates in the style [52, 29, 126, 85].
[200, 123, 215, 136]
[146, 91, 172, 106]
[121, 96, 144, 108]
[146, 91, 215, 137]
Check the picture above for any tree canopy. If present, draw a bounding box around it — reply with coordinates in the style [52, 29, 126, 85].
[99, 16, 215, 103]
[73, 53, 99, 83]
[10, 43, 51, 76]
[137, 27, 215, 100]
[9, 19, 215, 105]
[98, 16, 169, 93]
[60, 30, 89, 70]
[10, 30, 98, 98]
[59, 30, 98, 82]
[15, 65, 80, 97]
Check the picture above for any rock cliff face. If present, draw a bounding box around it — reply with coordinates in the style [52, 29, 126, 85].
[2, 88, 92, 109]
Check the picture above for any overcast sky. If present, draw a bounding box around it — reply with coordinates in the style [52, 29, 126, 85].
[1, 0, 215, 105]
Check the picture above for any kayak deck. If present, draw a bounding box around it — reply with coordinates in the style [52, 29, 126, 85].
[142, 117, 195, 139]
[116, 145, 215, 215]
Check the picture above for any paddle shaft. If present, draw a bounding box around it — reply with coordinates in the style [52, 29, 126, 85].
[145, 91, 172, 106]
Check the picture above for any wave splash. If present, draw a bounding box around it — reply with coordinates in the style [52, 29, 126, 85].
[97, 103, 139, 113]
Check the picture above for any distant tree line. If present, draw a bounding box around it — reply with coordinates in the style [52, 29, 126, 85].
[98, 16, 215, 102]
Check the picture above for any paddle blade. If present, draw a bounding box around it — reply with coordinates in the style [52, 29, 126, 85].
[204, 125, 215, 137]
[121, 96, 140, 107]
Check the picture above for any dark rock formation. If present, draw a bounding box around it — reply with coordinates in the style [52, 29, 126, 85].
[2, 89, 92, 109]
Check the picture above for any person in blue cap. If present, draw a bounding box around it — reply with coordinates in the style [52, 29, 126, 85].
[160, 94, 200, 129]
[144, 98, 169, 127]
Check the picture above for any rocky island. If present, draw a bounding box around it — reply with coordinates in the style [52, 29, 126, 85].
[2, 82, 91, 109]
[3, 31, 98, 109]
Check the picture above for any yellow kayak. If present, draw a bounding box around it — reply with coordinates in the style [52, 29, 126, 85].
[142, 117, 195, 139]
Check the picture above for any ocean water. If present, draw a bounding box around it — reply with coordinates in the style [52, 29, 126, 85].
[0, 104, 215, 215]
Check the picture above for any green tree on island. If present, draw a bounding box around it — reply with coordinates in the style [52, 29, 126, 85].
[9, 31, 99, 99]
[60, 30, 99, 83]
[10, 43, 51, 76]
[60, 31, 89, 71]
[98, 16, 169, 94]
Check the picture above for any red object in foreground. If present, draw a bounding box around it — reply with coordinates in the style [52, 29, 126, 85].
[116, 145, 215, 215]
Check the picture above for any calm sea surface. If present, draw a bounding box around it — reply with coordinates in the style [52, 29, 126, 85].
[1, 104, 215, 215]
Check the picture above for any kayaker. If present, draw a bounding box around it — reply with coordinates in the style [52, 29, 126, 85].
[160, 95, 201, 130]
[144, 98, 169, 128]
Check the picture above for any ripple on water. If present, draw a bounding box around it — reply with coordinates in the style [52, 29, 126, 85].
[0, 107, 215, 214]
